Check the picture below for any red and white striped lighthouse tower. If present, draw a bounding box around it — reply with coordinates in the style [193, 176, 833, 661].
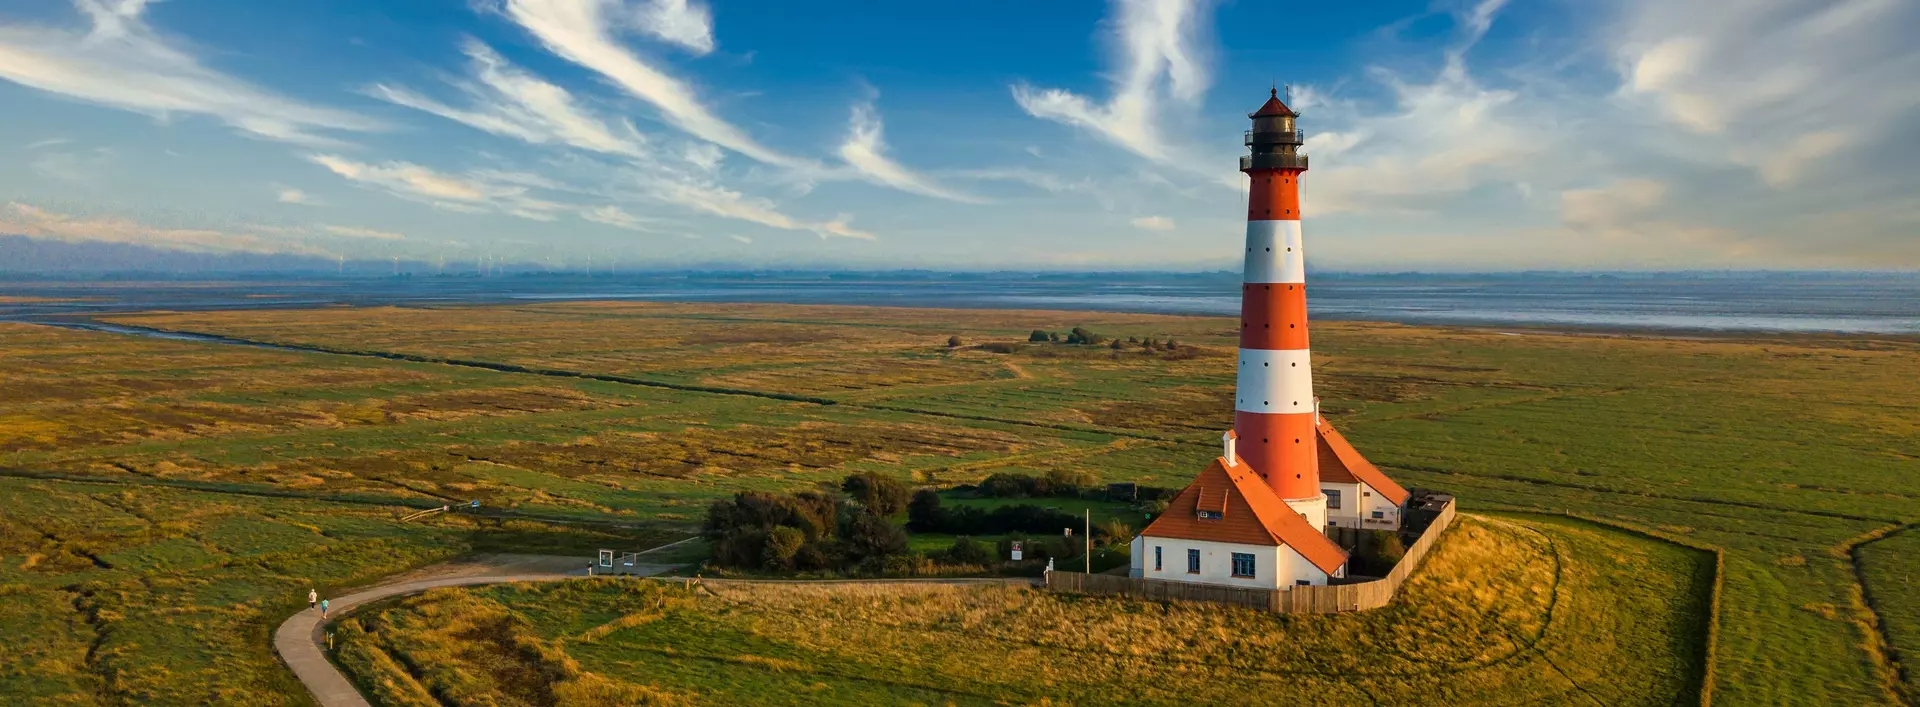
[1232, 88, 1326, 530]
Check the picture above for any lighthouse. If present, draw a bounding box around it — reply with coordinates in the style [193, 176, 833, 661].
[1233, 88, 1325, 529]
[1129, 90, 1410, 589]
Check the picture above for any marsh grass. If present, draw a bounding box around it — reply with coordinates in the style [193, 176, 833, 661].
[0, 300, 1910, 703]
[337, 514, 1709, 705]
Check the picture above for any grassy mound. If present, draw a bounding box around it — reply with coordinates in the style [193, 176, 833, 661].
[336, 514, 1713, 706]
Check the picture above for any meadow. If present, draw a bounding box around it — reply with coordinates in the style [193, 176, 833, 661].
[334, 514, 1713, 706]
[0, 300, 1912, 704]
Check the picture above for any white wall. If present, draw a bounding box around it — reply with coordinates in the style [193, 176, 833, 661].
[1137, 536, 1332, 588]
[1322, 481, 1401, 531]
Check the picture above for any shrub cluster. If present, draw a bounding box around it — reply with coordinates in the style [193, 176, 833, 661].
[907, 489, 1082, 536]
[974, 469, 1098, 499]
[704, 477, 910, 573]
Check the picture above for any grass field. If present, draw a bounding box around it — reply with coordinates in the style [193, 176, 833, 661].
[0, 300, 1914, 704]
[333, 514, 1712, 706]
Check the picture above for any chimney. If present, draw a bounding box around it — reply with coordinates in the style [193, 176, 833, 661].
[1223, 429, 1238, 464]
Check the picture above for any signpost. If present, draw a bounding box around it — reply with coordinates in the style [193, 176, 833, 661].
[1010, 541, 1023, 562]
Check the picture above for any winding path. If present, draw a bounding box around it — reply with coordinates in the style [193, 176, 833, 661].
[273, 552, 1038, 707]
[273, 554, 678, 707]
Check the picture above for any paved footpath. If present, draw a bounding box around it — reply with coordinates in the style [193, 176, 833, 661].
[274, 551, 1037, 707]
[274, 554, 679, 707]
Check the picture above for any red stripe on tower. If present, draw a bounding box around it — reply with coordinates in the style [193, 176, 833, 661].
[1233, 88, 1320, 509]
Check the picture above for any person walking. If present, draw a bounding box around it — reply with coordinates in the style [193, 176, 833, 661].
[320, 598, 329, 618]
[308, 588, 318, 610]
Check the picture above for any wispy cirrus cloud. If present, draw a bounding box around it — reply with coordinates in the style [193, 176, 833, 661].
[1130, 215, 1175, 231]
[306, 154, 569, 221]
[624, 0, 714, 55]
[0, 201, 325, 254]
[277, 188, 318, 205]
[321, 224, 404, 240]
[1012, 0, 1214, 164]
[500, 0, 796, 166]
[367, 38, 648, 158]
[0, 0, 379, 146]
[838, 98, 984, 204]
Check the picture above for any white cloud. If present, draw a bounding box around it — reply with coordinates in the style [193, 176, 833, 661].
[1613, 0, 1920, 187]
[367, 38, 647, 158]
[30, 146, 114, 182]
[729, 234, 751, 244]
[1560, 179, 1665, 230]
[625, 0, 714, 55]
[1130, 215, 1175, 231]
[580, 204, 655, 231]
[0, 0, 379, 145]
[649, 178, 875, 240]
[25, 137, 71, 149]
[0, 202, 323, 254]
[277, 188, 317, 205]
[307, 154, 568, 220]
[321, 224, 404, 240]
[500, 0, 796, 166]
[1012, 0, 1214, 163]
[838, 99, 985, 203]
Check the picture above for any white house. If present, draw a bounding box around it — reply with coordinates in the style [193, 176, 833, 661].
[1129, 447, 1348, 589]
[1316, 419, 1410, 531]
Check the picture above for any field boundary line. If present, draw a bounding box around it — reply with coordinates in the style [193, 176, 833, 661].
[1480, 506, 1725, 707]
[1839, 521, 1918, 706]
[58, 319, 1196, 443]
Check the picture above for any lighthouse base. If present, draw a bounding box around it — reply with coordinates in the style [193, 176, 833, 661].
[1283, 493, 1328, 532]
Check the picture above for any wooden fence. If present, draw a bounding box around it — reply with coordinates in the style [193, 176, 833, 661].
[1045, 498, 1456, 614]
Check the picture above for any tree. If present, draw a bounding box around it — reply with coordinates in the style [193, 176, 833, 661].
[907, 489, 947, 532]
[841, 472, 911, 517]
[945, 536, 993, 565]
[1029, 330, 1050, 342]
[762, 526, 805, 570]
[947, 335, 963, 348]
[842, 508, 908, 561]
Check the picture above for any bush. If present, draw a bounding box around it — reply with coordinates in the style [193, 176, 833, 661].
[978, 471, 1090, 499]
[762, 526, 805, 570]
[943, 536, 993, 566]
[1109, 339, 1124, 350]
[842, 508, 908, 561]
[841, 472, 911, 517]
[978, 342, 1020, 354]
[907, 489, 947, 532]
[947, 335, 963, 348]
[1065, 327, 1105, 345]
[1029, 330, 1050, 342]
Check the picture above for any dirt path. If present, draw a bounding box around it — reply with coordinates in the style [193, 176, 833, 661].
[274, 554, 676, 707]
[275, 553, 1037, 707]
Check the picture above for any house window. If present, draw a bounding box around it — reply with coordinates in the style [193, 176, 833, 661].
[1364, 490, 1372, 497]
[1295, 580, 1312, 586]
[1187, 549, 1201, 574]
[1197, 510, 1221, 520]
[1371, 510, 1385, 519]
[1231, 553, 1256, 578]
[1154, 546, 1163, 571]
[1325, 489, 1342, 509]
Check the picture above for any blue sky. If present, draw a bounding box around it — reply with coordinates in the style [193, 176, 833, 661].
[0, 0, 1915, 271]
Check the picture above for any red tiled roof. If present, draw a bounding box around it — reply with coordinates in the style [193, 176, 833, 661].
[1140, 456, 1348, 574]
[1315, 419, 1410, 506]
[1250, 89, 1297, 118]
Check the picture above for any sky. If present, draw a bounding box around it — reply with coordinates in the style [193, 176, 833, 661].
[0, 0, 1915, 272]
